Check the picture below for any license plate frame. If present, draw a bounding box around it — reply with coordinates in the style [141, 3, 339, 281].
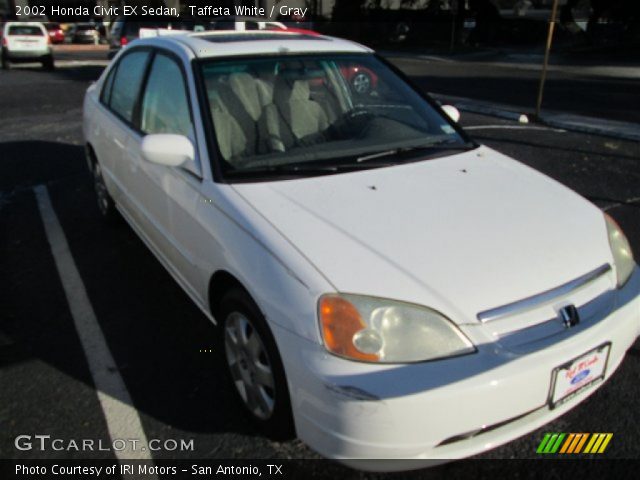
[548, 342, 611, 409]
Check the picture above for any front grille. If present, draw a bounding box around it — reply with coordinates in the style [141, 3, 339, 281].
[477, 264, 614, 342]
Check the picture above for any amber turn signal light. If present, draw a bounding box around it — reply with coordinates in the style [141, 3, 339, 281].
[319, 295, 379, 362]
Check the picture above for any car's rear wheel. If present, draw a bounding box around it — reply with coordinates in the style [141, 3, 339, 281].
[219, 288, 294, 440]
[1, 50, 10, 70]
[91, 160, 118, 223]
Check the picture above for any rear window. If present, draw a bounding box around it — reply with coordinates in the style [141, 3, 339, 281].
[8, 26, 44, 36]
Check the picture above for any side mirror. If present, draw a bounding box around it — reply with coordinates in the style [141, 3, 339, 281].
[441, 105, 461, 123]
[141, 134, 194, 167]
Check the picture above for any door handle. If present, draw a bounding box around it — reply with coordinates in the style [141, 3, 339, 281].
[113, 138, 125, 149]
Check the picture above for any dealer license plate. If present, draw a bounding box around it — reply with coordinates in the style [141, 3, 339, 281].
[549, 343, 611, 408]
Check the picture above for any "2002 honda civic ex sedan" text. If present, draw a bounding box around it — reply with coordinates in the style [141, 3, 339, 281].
[83, 30, 640, 470]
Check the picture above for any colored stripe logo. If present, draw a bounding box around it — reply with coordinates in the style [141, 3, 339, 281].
[537, 433, 613, 454]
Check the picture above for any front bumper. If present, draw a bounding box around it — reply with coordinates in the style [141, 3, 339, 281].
[275, 268, 640, 471]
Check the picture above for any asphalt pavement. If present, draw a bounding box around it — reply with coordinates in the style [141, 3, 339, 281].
[1, 55, 639, 478]
[386, 53, 640, 125]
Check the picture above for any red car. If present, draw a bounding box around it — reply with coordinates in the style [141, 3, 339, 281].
[340, 64, 378, 95]
[269, 25, 320, 36]
[44, 22, 65, 44]
[267, 25, 379, 95]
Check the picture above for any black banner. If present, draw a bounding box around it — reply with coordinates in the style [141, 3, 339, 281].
[3, 459, 640, 480]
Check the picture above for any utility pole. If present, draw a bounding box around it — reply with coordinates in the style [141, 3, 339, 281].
[535, 0, 560, 119]
[450, 0, 458, 53]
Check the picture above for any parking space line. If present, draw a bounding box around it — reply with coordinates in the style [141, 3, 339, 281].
[34, 184, 157, 471]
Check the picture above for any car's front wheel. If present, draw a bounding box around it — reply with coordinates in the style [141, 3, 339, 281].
[219, 288, 294, 440]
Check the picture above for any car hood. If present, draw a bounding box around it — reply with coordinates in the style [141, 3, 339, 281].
[231, 146, 612, 323]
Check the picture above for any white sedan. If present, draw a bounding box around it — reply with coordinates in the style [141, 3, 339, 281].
[83, 30, 639, 470]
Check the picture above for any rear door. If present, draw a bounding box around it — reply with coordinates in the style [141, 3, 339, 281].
[94, 49, 151, 207]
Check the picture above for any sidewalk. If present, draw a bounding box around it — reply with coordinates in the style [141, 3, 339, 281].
[52, 44, 108, 53]
[52, 44, 108, 62]
[432, 92, 640, 143]
[384, 47, 640, 138]
[382, 48, 640, 79]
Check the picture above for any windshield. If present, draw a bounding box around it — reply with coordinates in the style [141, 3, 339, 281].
[199, 53, 472, 180]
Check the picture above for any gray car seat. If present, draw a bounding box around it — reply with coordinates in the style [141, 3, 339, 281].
[264, 78, 330, 151]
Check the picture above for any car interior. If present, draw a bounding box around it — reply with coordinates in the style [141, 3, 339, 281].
[205, 59, 345, 165]
[202, 55, 459, 173]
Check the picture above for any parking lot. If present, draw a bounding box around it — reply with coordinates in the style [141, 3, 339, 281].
[1, 52, 639, 477]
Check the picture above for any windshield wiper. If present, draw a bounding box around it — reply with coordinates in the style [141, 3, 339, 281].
[226, 162, 391, 179]
[225, 141, 476, 180]
[356, 141, 476, 163]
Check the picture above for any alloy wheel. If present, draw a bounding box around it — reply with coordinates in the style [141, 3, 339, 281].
[352, 72, 371, 94]
[224, 312, 276, 420]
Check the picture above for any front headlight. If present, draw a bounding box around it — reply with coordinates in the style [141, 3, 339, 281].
[605, 214, 635, 287]
[318, 294, 475, 363]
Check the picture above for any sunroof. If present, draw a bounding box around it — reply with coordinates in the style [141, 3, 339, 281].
[202, 33, 324, 43]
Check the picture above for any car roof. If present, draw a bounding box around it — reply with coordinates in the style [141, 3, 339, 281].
[5, 22, 45, 27]
[136, 30, 372, 58]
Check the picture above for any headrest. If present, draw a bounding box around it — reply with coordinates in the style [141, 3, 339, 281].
[229, 72, 262, 121]
[290, 80, 310, 102]
[208, 91, 226, 112]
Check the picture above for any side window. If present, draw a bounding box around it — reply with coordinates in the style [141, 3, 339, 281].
[100, 67, 116, 106]
[109, 50, 150, 123]
[140, 54, 193, 138]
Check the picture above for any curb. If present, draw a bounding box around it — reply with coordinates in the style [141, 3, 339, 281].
[431, 93, 640, 143]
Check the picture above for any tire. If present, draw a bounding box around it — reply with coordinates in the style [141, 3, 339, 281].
[351, 71, 372, 95]
[218, 288, 294, 440]
[42, 55, 54, 71]
[91, 159, 119, 223]
[1, 50, 9, 70]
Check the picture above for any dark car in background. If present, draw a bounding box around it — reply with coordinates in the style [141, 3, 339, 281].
[68, 23, 100, 44]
